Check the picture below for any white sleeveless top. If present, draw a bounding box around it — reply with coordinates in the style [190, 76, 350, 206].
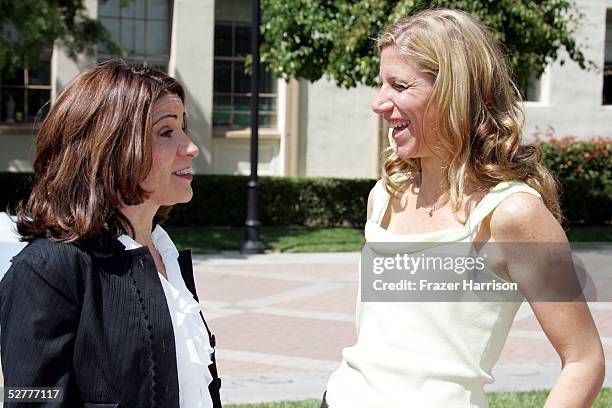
[325, 180, 541, 408]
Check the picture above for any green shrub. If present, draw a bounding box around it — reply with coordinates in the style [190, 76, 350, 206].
[1, 139, 610, 227]
[0, 172, 34, 212]
[0, 173, 375, 228]
[540, 137, 612, 225]
[172, 175, 375, 227]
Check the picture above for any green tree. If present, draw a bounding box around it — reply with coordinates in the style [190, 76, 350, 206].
[260, 0, 591, 90]
[0, 0, 123, 74]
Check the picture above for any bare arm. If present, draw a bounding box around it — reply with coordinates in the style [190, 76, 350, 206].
[490, 193, 605, 407]
[366, 185, 375, 221]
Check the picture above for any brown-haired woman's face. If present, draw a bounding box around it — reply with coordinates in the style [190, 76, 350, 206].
[141, 93, 199, 206]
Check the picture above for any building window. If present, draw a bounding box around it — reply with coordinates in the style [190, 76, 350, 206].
[0, 55, 51, 124]
[604, 9, 612, 105]
[98, 0, 171, 71]
[213, 21, 277, 128]
[523, 73, 541, 102]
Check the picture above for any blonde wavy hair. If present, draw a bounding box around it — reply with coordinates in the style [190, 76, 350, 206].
[377, 8, 561, 222]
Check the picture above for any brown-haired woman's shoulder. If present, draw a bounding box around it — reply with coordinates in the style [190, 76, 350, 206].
[0, 236, 86, 398]
[0, 237, 87, 309]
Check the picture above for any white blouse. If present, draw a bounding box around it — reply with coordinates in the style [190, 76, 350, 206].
[118, 225, 214, 408]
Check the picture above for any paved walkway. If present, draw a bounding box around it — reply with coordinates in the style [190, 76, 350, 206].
[192, 251, 612, 405]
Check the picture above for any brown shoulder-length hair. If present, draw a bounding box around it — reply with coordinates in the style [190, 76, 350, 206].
[16, 59, 185, 242]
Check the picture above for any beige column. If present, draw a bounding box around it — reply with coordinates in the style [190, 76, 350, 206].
[168, 0, 215, 174]
[51, 0, 98, 102]
[283, 78, 301, 176]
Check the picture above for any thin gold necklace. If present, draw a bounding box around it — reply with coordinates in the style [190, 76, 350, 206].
[427, 202, 438, 217]
[414, 174, 442, 217]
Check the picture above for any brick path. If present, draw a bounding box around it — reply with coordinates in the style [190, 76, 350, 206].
[192, 252, 612, 404]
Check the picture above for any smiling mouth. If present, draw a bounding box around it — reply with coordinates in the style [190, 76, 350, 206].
[390, 120, 411, 139]
[172, 168, 194, 180]
[173, 168, 193, 175]
[389, 119, 410, 128]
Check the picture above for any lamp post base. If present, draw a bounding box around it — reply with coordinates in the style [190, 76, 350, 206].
[240, 239, 266, 254]
[241, 219, 265, 254]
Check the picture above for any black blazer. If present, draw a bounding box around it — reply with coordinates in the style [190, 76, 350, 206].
[0, 233, 222, 408]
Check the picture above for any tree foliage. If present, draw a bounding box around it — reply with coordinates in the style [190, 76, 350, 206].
[0, 0, 123, 74]
[260, 0, 590, 90]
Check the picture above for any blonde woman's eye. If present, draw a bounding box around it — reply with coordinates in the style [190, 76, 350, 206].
[393, 83, 409, 90]
[160, 129, 173, 138]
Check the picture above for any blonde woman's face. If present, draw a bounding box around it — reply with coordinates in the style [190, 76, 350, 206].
[372, 47, 437, 159]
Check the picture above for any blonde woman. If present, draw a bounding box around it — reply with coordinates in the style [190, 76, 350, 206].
[323, 9, 604, 408]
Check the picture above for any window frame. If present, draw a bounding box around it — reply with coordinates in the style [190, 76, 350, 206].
[0, 65, 52, 126]
[97, 0, 173, 72]
[213, 20, 277, 130]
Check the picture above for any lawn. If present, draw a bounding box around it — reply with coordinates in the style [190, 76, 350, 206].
[166, 225, 612, 254]
[223, 389, 612, 407]
[487, 388, 611, 407]
[166, 225, 366, 254]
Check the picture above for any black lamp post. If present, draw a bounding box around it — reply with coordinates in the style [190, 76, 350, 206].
[240, 0, 265, 254]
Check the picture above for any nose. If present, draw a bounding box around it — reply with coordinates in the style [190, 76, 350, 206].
[179, 132, 199, 159]
[371, 90, 394, 115]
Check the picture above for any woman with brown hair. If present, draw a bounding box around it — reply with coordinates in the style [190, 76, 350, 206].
[323, 8, 604, 408]
[0, 60, 222, 408]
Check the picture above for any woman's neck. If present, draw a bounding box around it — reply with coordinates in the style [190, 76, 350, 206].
[120, 203, 159, 246]
[417, 155, 445, 205]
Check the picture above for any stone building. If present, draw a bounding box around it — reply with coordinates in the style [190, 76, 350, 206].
[1, 0, 611, 177]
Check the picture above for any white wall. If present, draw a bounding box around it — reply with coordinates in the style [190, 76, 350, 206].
[523, 0, 612, 139]
[0, 133, 35, 171]
[301, 79, 379, 178]
[212, 137, 281, 175]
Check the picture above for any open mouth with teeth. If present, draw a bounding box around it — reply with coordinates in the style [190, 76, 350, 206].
[389, 120, 411, 139]
[172, 168, 194, 180]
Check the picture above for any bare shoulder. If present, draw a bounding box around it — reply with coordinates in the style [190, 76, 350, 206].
[489, 192, 566, 242]
[367, 184, 377, 220]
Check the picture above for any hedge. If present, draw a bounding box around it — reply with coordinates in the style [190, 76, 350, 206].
[0, 174, 375, 228]
[540, 137, 612, 225]
[1, 139, 610, 227]
[167, 175, 374, 227]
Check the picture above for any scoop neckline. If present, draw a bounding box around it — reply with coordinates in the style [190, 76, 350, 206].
[366, 219, 467, 237]
[368, 180, 521, 238]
